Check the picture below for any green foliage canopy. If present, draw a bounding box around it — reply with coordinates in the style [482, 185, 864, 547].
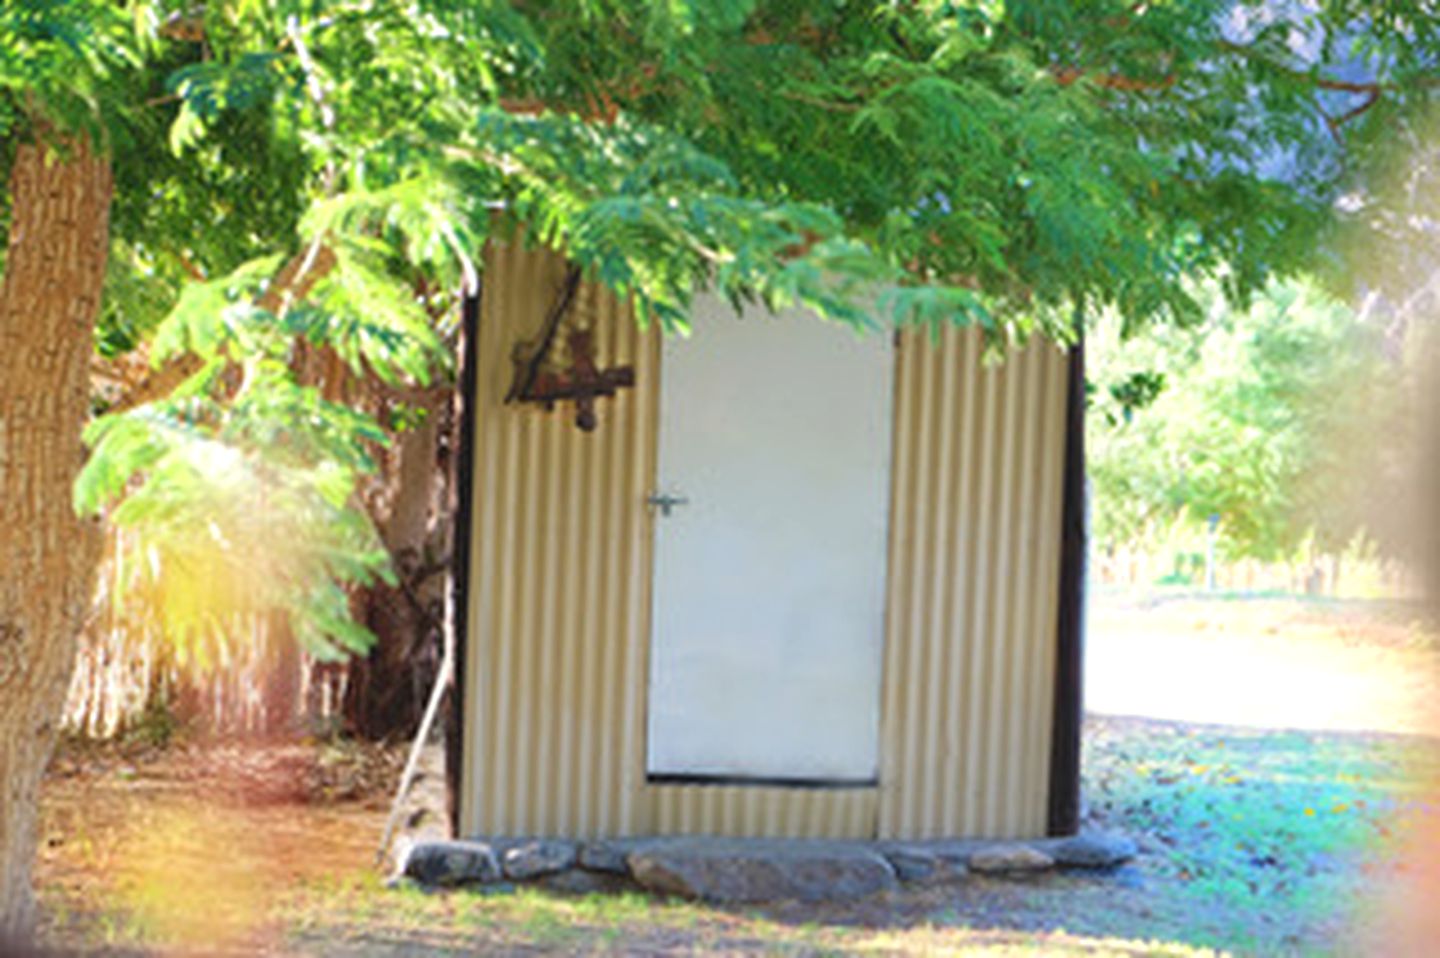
[2, 0, 1434, 655]
[1089, 281, 1411, 564]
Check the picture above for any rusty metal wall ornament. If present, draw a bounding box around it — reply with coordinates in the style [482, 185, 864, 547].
[506, 265, 635, 432]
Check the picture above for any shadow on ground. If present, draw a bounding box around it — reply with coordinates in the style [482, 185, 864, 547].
[35, 596, 1440, 955]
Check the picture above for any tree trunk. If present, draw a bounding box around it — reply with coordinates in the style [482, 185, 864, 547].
[343, 404, 448, 740]
[262, 610, 301, 737]
[0, 140, 111, 940]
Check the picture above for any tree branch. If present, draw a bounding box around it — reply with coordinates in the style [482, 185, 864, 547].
[1326, 88, 1382, 137]
[1216, 39, 1439, 95]
[1052, 65, 1177, 92]
[108, 246, 338, 413]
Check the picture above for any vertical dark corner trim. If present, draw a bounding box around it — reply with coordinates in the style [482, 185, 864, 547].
[1047, 332, 1086, 837]
[446, 286, 481, 836]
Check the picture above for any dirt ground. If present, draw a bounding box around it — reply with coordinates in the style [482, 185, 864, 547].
[31, 593, 1440, 956]
[36, 740, 394, 953]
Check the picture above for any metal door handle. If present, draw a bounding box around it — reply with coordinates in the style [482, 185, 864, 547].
[647, 492, 689, 517]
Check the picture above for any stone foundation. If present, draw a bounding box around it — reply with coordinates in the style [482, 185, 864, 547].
[400, 832, 1137, 904]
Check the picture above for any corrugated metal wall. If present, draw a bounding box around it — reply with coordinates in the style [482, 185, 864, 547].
[461, 243, 1070, 840]
[460, 242, 659, 838]
[647, 786, 877, 839]
[878, 329, 1069, 839]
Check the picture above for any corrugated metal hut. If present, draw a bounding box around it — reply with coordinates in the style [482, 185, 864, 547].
[451, 241, 1085, 843]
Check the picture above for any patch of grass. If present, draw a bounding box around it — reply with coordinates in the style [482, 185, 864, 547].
[1084, 715, 1440, 953]
[560, 888, 657, 924]
[274, 876, 1237, 956]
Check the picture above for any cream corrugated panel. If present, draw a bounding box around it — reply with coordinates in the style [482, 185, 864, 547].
[645, 786, 877, 839]
[877, 328, 1069, 840]
[461, 243, 659, 838]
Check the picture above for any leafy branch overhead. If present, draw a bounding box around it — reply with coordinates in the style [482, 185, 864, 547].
[4, 0, 1433, 657]
[82, 0, 1434, 341]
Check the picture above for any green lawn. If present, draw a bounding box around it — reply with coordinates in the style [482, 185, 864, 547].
[1079, 715, 1438, 954]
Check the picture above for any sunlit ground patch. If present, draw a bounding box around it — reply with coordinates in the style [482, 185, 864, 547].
[35, 597, 1440, 955]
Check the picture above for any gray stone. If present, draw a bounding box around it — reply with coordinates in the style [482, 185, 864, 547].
[882, 847, 967, 884]
[885, 848, 940, 883]
[627, 838, 897, 903]
[967, 844, 1054, 874]
[502, 839, 577, 880]
[889, 839, 989, 869]
[578, 840, 635, 875]
[403, 839, 502, 886]
[1051, 832, 1138, 869]
[539, 868, 638, 896]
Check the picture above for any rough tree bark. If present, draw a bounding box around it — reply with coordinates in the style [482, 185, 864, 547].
[343, 402, 448, 740]
[0, 140, 112, 939]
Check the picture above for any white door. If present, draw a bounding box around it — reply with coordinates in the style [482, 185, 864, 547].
[646, 296, 894, 783]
